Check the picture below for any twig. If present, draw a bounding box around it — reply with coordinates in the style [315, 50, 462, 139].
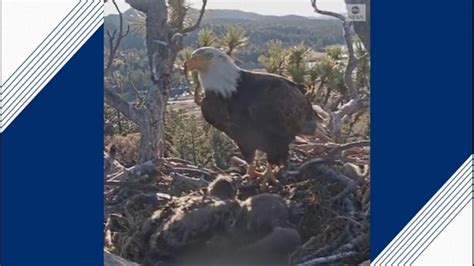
[310, 0, 346, 22]
[182, 0, 208, 33]
[166, 158, 195, 166]
[231, 156, 248, 167]
[104, 85, 145, 124]
[311, 0, 357, 99]
[297, 251, 358, 266]
[171, 167, 215, 178]
[298, 157, 336, 170]
[170, 172, 209, 188]
[107, 160, 160, 181]
[105, 0, 130, 75]
[326, 140, 370, 158]
[103, 0, 145, 137]
[311, 0, 370, 139]
[336, 235, 367, 253]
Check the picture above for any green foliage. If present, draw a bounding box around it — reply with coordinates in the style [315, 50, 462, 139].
[129, 12, 146, 37]
[104, 9, 370, 166]
[197, 28, 217, 47]
[258, 40, 287, 74]
[105, 49, 152, 103]
[307, 63, 319, 87]
[166, 108, 235, 169]
[105, 9, 345, 66]
[178, 47, 193, 62]
[208, 127, 235, 170]
[286, 45, 309, 84]
[321, 59, 344, 93]
[220, 25, 248, 56]
[105, 104, 139, 136]
[326, 45, 343, 60]
[321, 46, 345, 99]
[355, 41, 370, 91]
[341, 111, 370, 141]
[168, 0, 190, 30]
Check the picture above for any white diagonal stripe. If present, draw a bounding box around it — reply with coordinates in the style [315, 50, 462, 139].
[0, 0, 103, 132]
[373, 155, 473, 265]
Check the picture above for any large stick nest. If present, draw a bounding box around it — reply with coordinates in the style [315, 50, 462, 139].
[104, 139, 370, 266]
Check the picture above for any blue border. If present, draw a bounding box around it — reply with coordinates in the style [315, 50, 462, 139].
[1, 4, 103, 127]
[371, 0, 472, 258]
[1, 27, 104, 266]
[0, 132, 3, 265]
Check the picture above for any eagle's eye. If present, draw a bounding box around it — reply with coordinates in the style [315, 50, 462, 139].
[204, 53, 214, 60]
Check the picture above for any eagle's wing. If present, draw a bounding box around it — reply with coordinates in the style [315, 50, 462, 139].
[201, 93, 231, 134]
[246, 76, 313, 138]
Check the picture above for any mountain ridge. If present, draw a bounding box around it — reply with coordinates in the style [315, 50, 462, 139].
[105, 8, 344, 67]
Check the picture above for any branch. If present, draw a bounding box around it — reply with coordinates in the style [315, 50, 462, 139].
[311, 0, 346, 22]
[170, 172, 209, 188]
[181, 0, 207, 33]
[105, 0, 131, 75]
[334, 98, 369, 120]
[327, 140, 370, 158]
[297, 251, 358, 266]
[311, 0, 360, 100]
[104, 148, 125, 177]
[326, 97, 368, 139]
[335, 97, 369, 119]
[344, 29, 358, 99]
[106, 160, 161, 181]
[104, 85, 145, 124]
[104, 251, 140, 266]
[171, 167, 215, 177]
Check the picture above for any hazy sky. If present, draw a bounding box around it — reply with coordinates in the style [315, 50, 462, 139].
[105, 0, 346, 17]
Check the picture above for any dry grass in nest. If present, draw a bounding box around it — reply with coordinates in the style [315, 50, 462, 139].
[104, 139, 370, 265]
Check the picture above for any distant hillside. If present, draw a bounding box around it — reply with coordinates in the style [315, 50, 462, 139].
[105, 8, 344, 67]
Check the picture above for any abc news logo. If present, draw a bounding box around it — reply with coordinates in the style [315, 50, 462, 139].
[346, 4, 366, 21]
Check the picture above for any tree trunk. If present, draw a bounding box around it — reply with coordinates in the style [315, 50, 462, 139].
[103, 0, 206, 161]
[124, 0, 178, 160]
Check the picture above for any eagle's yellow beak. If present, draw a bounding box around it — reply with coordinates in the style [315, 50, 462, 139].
[184, 55, 208, 74]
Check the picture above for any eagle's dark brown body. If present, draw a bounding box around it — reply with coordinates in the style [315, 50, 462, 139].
[201, 70, 318, 166]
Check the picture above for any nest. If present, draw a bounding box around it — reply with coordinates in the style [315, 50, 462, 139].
[104, 140, 370, 265]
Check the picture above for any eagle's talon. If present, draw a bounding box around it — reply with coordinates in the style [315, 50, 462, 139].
[256, 164, 280, 190]
[243, 161, 263, 180]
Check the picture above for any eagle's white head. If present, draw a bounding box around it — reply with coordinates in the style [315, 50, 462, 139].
[185, 47, 241, 98]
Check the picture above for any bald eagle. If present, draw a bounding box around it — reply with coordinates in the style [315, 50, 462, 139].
[185, 47, 321, 184]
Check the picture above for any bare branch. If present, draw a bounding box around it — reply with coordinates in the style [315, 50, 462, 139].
[344, 32, 358, 99]
[311, 0, 346, 22]
[327, 140, 370, 158]
[182, 0, 207, 33]
[170, 172, 209, 189]
[106, 29, 117, 41]
[297, 251, 358, 266]
[335, 98, 369, 118]
[171, 167, 216, 178]
[104, 85, 145, 123]
[105, 0, 131, 75]
[104, 251, 140, 266]
[106, 160, 161, 181]
[311, 0, 365, 100]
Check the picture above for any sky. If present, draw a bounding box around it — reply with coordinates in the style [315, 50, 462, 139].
[105, 0, 347, 17]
